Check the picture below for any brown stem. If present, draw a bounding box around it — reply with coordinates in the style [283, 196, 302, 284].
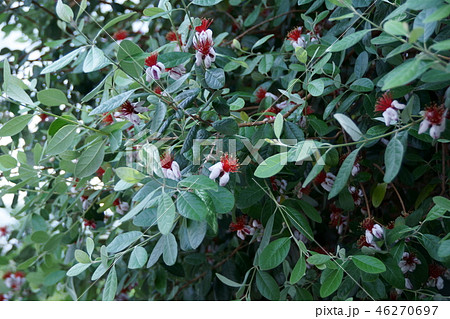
[359, 182, 372, 219]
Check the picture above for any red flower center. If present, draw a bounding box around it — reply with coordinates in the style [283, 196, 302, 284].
[166, 31, 183, 46]
[193, 37, 214, 55]
[361, 217, 375, 231]
[255, 87, 267, 103]
[357, 235, 371, 248]
[96, 167, 105, 178]
[0, 226, 8, 236]
[113, 30, 128, 41]
[160, 152, 174, 169]
[220, 153, 239, 173]
[424, 103, 445, 125]
[403, 252, 418, 265]
[113, 199, 120, 206]
[264, 106, 281, 118]
[120, 101, 137, 116]
[229, 216, 246, 232]
[429, 264, 445, 279]
[375, 92, 393, 112]
[195, 18, 213, 33]
[287, 27, 302, 41]
[102, 113, 114, 124]
[145, 53, 158, 67]
[314, 171, 327, 184]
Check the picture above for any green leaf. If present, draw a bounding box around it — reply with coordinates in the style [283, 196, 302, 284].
[212, 118, 238, 135]
[143, 7, 165, 16]
[162, 233, 178, 266]
[158, 52, 192, 68]
[258, 54, 274, 74]
[350, 78, 374, 92]
[67, 263, 91, 277]
[45, 125, 77, 156]
[91, 263, 108, 281]
[328, 0, 351, 7]
[205, 68, 225, 89]
[372, 183, 387, 208]
[229, 97, 245, 111]
[307, 78, 325, 96]
[41, 47, 84, 74]
[307, 254, 331, 265]
[433, 196, 450, 211]
[37, 89, 69, 106]
[328, 147, 360, 199]
[43, 270, 66, 287]
[176, 191, 208, 221]
[74, 249, 91, 264]
[106, 231, 142, 254]
[128, 246, 148, 269]
[381, 59, 430, 90]
[328, 30, 371, 52]
[297, 200, 322, 223]
[423, 4, 450, 23]
[383, 138, 404, 183]
[290, 254, 306, 284]
[383, 20, 408, 36]
[178, 175, 218, 191]
[256, 271, 280, 300]
[352, 255, 386, 274]
[83, 46, 109, 73]
[252, 34, 274, 50]
[147, 237, 164, 268]
[103, 12, 136, 31]
[381, 257, 405, 289]
[0, 155, 17, 171]
[205, 187, 235, 213]
[320, 269, 343, 298]
[31, 231, 49, 243]
[115, 167, 146, 183]
[157, 193, 176, 235]
[259, 237, 291, 270]
[216, 273, 242, 288]
[273, 113, 283, 139]
[284, 207, 314, 240]
[192, 0, 223, 6]
[295, 46, 308, 64]
[56, 0, 74, 23]
[438, 240, 450, 259]
[333, 113, 362, 141]
[102, 266, 117, 301]
[89, 89, 136, 115]
[430, 39, 450, 51]
[254, 153, 286, 178]
[0, 114, 34, 137]
[86, 237, 94, 257]
[75, 141, 105, 178]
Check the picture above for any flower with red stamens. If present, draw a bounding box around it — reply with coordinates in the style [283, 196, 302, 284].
[329, 203, 347, 234]
[113, 30, 128, 41]
[3, 271, 26, 290]
[264, 106, 281, 119]
[145, 53, 165, 81]
[427, 264, 446, 290]
[166, 31, 184, 51]
[255, 87, 277, 103]
[195, 18, 213, 33]
[294, 182, 311, 199]
[39, 113, 49, 122]
[349, 186, 363, 206]
[154, 86, 162, 95]
[418, 103, 447, 139]
[229, 215, 255, 240]
[399, 252, 421, 273]
[374, 92, 405, 126]
[83, 219, 97, 230]
[113, 198, 129, 215]
[357, 235, 380, 250]
[303, 105, 314, 115]
[287, 26, 306, 48]
[102, 113, 114, 125]
[166, 65, 186, 80]
[118, 100, 148, 125]
[96, 167, 105, 179]
[193, 19, 215, 68]
[361, 217, 384, 243]
[314, 171, 335, 192]
[160, 152, 181, 181]
[209, 153, 240, 186]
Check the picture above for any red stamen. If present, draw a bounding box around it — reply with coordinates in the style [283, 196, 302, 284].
[220, 153, 240, 173]
[287, 27, 302, 41]
[113, 30, 128, 41]
[375, 92, 393, 112]
[145, 53, 158, 67]
[255, 87, 267, 103]
[424, 103, 446, 125]
[195, 18, 213, 33]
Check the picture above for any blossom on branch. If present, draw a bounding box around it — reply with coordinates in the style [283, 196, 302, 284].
[418, 103, 447, 139]
[375, 92, 405, 126]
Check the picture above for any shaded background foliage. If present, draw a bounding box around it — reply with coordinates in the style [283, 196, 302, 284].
[0, 0, 449, 301]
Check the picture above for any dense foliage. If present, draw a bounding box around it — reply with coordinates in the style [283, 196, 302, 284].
[0, 0, 449, 301]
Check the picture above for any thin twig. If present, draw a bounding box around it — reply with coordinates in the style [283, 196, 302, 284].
[373, 163, 407, 215]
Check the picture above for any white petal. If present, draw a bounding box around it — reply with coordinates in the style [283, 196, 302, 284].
[166, 169, 176, 180]
[437, 277, 444, 290]
[365, 230, 374, 244]
[195, 51, 203, 66]
[219, 172, 230, 186]
[418, 119, 430, 134]
[204, 55, 212, 68]
[208, 162, 223, 172]
[372, 224, 384, 239]
[405, 278, 413, 289]
[265, 93, 278, 100]
[430, 125, 441, 139]
[391, 100, 405, 110]
[209, 164, 223, 180]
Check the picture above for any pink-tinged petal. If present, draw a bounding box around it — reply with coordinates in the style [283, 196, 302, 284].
[437, 277, 444, 290]
[208, 162, 223, 172]
[146, 68, 153, 82]
[204, 55, 212, 69]
[391, 100, 405, 110]
[321, 182, 332, 192]
[405, 278, 413, 290]
[195, 51, 203, 66]
[430, 125, 441, 139]
[265, 93, 278, 100]
[219, 172, 230, 186]
[382, 108, 398, 126]
[171, 161, 182, 180]
[165, 169, 176, 181]
[365, 229, 374, 244]
[418, 119, 430, 134]
[156, 62, 165, 71]
[372, 224, 384, 239]
[351, 163, 360, 176]
[237, 230, 245, 240]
